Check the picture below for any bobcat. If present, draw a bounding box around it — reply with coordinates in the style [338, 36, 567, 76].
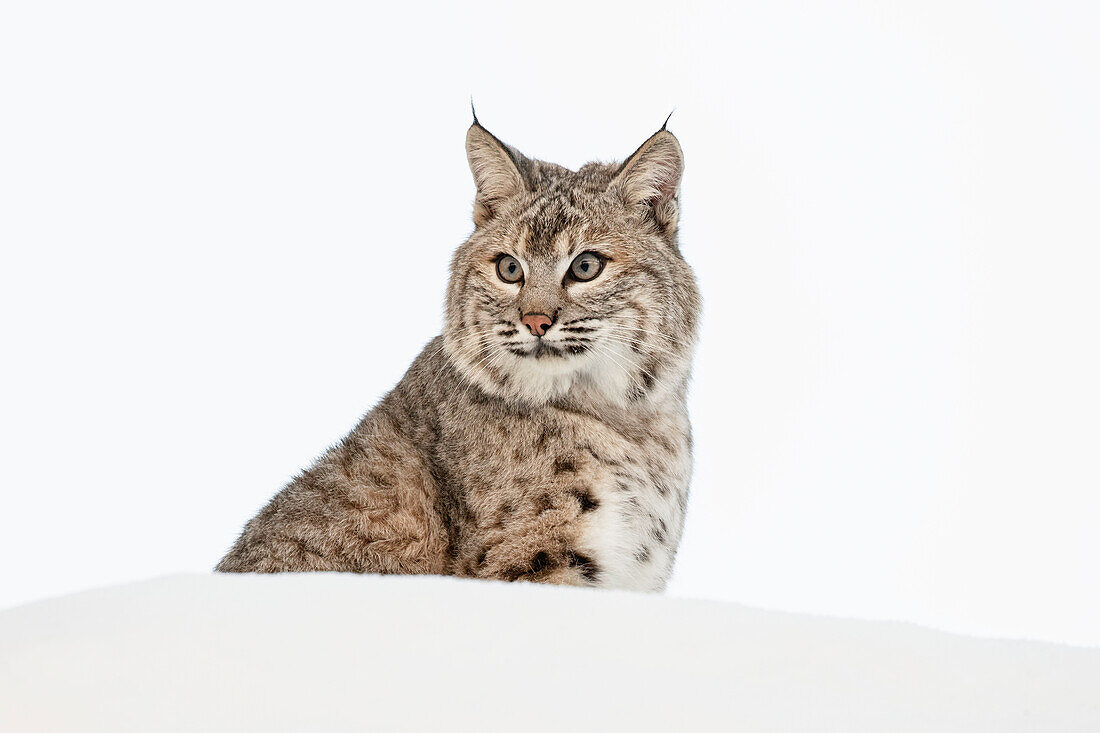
[216, 114, 701, 591]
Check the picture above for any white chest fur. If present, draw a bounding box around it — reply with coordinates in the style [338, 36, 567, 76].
[568, 406, 693, 592]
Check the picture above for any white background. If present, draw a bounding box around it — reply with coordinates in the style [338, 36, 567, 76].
[2, 1, 1097, 646]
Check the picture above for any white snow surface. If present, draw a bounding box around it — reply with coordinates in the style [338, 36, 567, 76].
[0, 574, 1097, 732]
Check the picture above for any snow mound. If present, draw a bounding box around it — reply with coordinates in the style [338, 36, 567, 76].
[0, 573, 1097, 731]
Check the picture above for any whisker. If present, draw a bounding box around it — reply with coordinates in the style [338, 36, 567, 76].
[600, 330, 682, 359]
[611, 323, 691, 349]
[597, 342, 646, 396]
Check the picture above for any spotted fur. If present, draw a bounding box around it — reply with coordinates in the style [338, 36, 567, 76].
[216, 118, 701, 591]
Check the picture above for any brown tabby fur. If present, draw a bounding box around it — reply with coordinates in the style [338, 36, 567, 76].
[216, 116, 701, 591]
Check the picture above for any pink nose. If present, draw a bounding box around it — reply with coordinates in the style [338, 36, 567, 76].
[521, 313, 553, 337]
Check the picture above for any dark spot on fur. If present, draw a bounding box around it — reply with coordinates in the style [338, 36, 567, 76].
[567, 552, 600, 583]
[571, 488, 599, 513]
[367, 471, 392, 490]
[656, 484, 670, 497]
[547, 399, 592, 419]
[534, 493, 553, 513]
[338, 496, 368, 512]
[292, 538, 320, 558]
[653, 433, 676, 454]
[579, 443, 618, 466]
[535, 425, 554, 450]
[476, 548, 489, 567]
[530, 551, 552, 573]
[553, 457, 577, 474]
[502, 566, 525, 582]
[652, 519, 668, 545]
[634, 546, 651, 563]
[468, 388, 497, 407]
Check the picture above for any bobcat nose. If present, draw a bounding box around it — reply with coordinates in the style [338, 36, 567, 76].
[521, 313, 554, 337]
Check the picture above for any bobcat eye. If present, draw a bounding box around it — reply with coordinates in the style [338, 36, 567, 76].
[568, 252, 604, 282]
[496, 255, 524, 284]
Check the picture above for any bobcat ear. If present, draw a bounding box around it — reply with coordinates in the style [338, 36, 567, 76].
[466, 122, 527, 227]
[611, 127, 684, 234]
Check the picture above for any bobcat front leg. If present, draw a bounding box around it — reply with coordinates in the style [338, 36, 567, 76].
[457, 499, 602, 587]
[216, 412, 450, 575]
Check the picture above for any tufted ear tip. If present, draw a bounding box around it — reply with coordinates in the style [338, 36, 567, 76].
[612, 128, 684, 233]
[466, 121, 526, 227]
